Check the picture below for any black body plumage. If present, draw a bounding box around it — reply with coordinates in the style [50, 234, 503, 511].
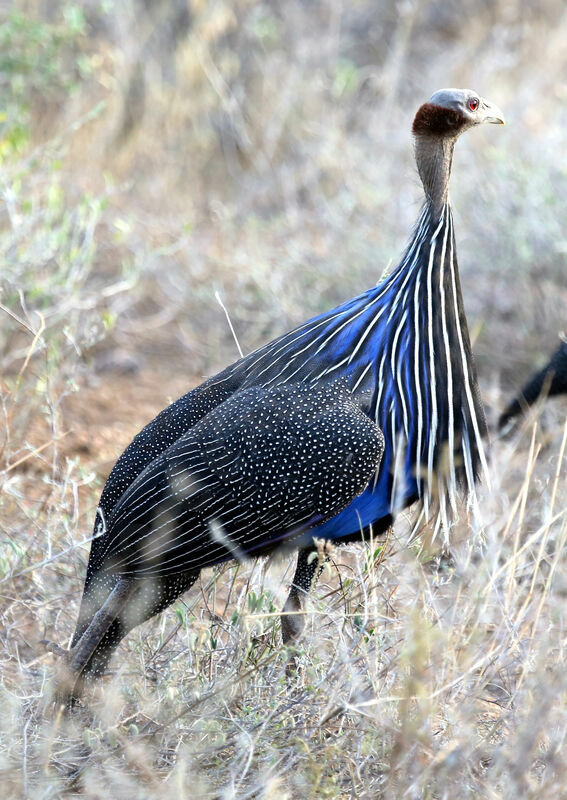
[58, 89, 504, 690]
[72, 382, 384, 676]
[500, 340, 567, 427]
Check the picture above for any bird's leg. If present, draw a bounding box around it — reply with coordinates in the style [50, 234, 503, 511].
[281, 546, 328, 645]
[44, 577, 136, 702]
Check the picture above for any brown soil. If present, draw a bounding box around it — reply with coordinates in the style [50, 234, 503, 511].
[58, 365, 200, 481]
[6, 361, 204, 529]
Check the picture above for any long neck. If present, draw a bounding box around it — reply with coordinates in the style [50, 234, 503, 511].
[414, 135, 455, 217]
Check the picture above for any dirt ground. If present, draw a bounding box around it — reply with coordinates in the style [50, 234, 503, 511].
[58, 361, 199, 483]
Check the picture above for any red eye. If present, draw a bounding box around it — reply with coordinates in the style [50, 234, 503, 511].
[469, 98, 479, 111]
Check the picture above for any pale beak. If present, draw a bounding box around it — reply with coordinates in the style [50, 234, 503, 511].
[481, 98, 505, 125]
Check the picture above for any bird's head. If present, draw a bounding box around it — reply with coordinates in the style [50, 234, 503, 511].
[413, 88, 505, 139]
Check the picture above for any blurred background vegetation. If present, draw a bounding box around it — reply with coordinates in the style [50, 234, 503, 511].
[1, 2, 567, 797]
[1, 0, 566, 396]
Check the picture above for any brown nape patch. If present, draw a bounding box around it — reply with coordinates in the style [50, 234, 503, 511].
[412, 102, 468, 137]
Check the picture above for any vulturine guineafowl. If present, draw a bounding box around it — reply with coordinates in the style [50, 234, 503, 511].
[46, 89, 504, 699]
[499, 339, 567, 428]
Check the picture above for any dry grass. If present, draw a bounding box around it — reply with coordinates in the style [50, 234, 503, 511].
[2, 415, 567, 798]
[1, 1, 567, 797]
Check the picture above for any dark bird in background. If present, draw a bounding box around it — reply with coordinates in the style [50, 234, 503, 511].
[499, 339, 567, 428]
[46, 89, 504, 699]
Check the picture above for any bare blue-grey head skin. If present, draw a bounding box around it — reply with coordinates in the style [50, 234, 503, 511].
[428, 88, 505, 127]
[413, 88, 505, 213]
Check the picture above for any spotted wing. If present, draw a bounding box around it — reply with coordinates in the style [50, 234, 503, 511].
[93, 381, 384, 578]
